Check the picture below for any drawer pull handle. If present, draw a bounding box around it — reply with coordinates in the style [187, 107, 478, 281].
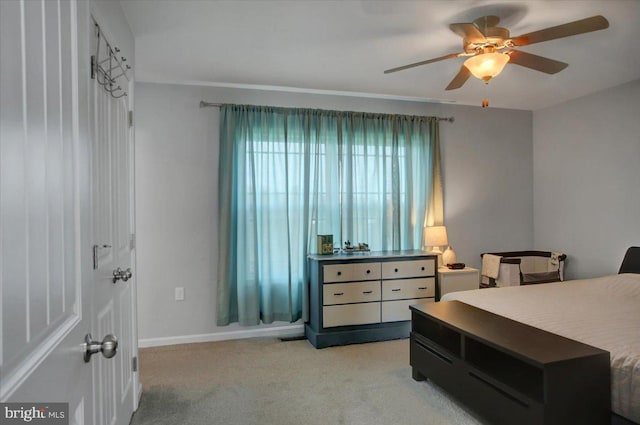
[337, 271, 342, 276]
[333, 292, 344, 296]
[394, 268, 399, 272]
[418, 287, 427, 290]
[366, 270, 371, 274]
[421, 267, 425, 271]
[391, 288, 401, 292]
[362, 290, 373, 294]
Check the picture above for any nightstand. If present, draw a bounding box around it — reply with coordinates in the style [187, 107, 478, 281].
[437, 267, 480, 300]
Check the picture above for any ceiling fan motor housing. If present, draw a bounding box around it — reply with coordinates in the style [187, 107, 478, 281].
[484, 26, 510, 47]
[465, 26, 511, 53]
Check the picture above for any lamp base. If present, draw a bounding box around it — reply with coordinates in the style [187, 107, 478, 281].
[442, 246, 457, 266]
[423, 249, 444, 267]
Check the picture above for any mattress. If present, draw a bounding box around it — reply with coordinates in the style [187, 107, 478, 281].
[442, 273, 640, 422]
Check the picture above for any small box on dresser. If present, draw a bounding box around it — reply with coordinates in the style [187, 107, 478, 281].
[305, 250, 437, 348]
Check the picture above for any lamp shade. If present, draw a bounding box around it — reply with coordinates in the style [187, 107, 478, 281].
[464, 52, 510, 82]
[424, 226, 448, 248]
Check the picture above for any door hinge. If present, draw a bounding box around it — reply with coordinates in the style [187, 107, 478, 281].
[91, 55, 96, 79]
[132, 356, 138, 372]
[128, 110, 134, 127]
[130, 233, 136, 250]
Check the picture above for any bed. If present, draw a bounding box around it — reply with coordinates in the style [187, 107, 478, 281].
[441, 260, 640, 423]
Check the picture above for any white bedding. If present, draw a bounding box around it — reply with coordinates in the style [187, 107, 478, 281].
[442, 273, 640, 422]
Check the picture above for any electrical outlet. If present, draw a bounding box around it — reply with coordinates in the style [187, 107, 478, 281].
[175, 287, 185, 301]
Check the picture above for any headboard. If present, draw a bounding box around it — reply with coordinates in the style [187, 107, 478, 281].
[618, 246, 640, 274]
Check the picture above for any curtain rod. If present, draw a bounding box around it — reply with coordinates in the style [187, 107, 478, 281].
[199, 101, 454, 122]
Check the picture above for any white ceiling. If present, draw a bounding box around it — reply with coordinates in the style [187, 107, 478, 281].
[120, 0, 640, 110]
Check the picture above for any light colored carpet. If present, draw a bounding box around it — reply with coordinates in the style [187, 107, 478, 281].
[131, 337, 487, 425]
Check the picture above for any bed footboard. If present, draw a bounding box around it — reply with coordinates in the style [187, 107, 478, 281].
[410, 301, 610, 425]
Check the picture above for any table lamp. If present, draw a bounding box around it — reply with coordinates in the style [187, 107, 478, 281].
[424, 225, 457, 266]
[424, 226, 448, 253]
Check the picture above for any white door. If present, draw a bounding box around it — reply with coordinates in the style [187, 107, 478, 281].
[90, 17, 136, 425]
[1, 3, 137, 425]
[1, 0, 95, 423]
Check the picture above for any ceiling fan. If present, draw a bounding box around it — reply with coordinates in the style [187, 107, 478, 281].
[384, 15, 610, 90]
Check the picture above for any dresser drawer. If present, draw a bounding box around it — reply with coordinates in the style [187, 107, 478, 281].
[382, 278, 435, 300]
[323, 303, 380, 328]
[382, 259, 435, 279]
[323, 282, 381, 305]
[323, 262, 381, 283]
[382, 298, 434, 322]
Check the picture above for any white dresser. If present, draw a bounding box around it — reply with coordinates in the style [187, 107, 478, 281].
[305, 251, 437, 348]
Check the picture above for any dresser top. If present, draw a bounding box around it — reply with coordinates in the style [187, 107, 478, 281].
[308, 249, 434, 261]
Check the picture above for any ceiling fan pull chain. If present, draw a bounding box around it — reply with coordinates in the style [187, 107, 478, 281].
[482, 79, 490, 108]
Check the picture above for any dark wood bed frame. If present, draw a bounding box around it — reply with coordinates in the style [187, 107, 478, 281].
[410, 246, 640, 425]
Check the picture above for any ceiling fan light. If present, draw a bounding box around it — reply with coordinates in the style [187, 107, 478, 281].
[464, 52, 510, 82]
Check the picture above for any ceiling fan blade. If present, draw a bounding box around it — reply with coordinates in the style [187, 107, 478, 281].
[506, 50, 568, 74]
[384, 53, 462, 74]
[445, 65, 471, 91]
[472, 15, 501, 34]
[510, 15, 609, 47]
[449, 23, 487, 43]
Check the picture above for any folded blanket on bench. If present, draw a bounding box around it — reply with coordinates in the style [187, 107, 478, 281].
[482, 254, 502, 279]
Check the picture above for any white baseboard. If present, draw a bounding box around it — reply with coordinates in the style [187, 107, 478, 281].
[138, 324, 305, 348]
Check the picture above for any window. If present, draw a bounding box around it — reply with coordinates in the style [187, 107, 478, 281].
[217, 105, 442, 325]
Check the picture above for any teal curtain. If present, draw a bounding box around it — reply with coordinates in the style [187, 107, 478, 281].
[217, 105, 442, 326]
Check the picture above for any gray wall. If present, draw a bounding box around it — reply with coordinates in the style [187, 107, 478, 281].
[533, 79, 640, 279]
[135, 82, 533, 342]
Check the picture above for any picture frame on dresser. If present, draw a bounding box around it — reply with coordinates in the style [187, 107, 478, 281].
[305, 250, 438, 348]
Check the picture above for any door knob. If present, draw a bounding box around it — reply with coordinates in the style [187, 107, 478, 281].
[84, 333, 118, 362]
[113, 267, 133, 283]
